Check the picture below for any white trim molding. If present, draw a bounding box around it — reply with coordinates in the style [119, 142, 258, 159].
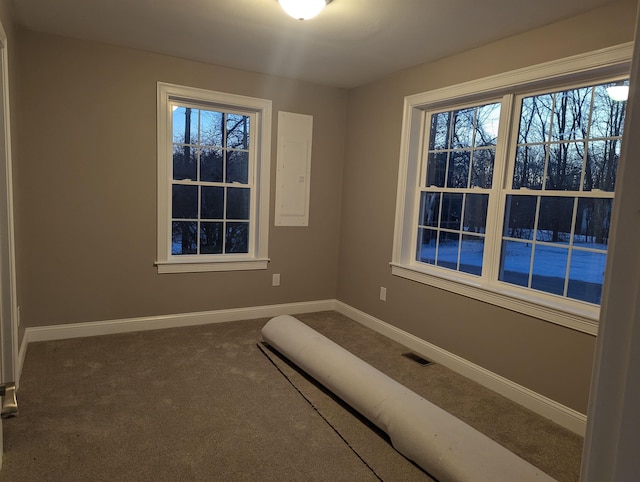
[402, 43, 633, 110]
[155, 258, 269, 274]
[334, 301, 587, 435]
[391, 264, 599, 335]
[0, 18, 19, 391]
[19, 299, 585, 436]
[156, 82, 272, 273]
[392, 43, 633, 336]
[24, 300, 335, 343]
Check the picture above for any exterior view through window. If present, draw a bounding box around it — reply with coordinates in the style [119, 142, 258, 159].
[156, 83, 271, 274]
[417, 79, 628, 305]
[171, 106, 252, 256]
[418, 102, 500, 275]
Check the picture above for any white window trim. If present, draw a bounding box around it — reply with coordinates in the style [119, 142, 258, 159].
[392, 43, 633, 335]
[156, 82, 272, 273]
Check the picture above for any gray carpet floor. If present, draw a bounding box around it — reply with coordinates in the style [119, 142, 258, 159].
[0, 311, 583, 481]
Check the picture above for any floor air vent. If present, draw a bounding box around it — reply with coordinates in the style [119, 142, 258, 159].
[402, 352, 433, 366]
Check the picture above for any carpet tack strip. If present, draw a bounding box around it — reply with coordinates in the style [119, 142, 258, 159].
[257, 342, 384, 482]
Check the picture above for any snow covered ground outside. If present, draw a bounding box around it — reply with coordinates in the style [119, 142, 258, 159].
[419, 237, 606, 304]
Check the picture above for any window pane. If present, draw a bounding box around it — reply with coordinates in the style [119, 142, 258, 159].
[429, 111, 451, 150]
[474, 103, 501, 147]
[199, 109, 224, 147]
[227, 150, 249, 184]
[226, 114, 250, 149]
[226, 188, 250, 220]
[172, 221, 197, 255]
[470, 148, 494, 188]
[551, 87, 592, 141]
[201, 186, 224, 220]
[200, 148, 223, 183]
[401, 79, 628, 309]
[418, 192, 440, 227]
[200, 222, 223, 254]
[499, 240, 531, 287]
[518, 94, 553, 144]
[172, 185, 198, 219]
[463, 194, 488, 234]
[531, 245, 568, 296]
[440, 193, 463, 230]
[513, 145, 545, 190]
[161, 87, 268, 268]
[503, 195, 536, 239]
[451, 108, 474, 149]
[567, 250, 606, 304]
[226, 222, 249, 253]
[437, 231, 460, 270]
[426, 152, 447, 187]
[459, 234, 484, 275]
[173, 107, 199, 144]
[590, 81, 628, 139]
[546, 142, 584, 191]
[574, 198, 612, 247]
[584, 140, 620, 192]
[536, 197, 574, 244]
[447, 151, 470, 188]
[417, 228, 437, 264]
[173, 145, 197, 181]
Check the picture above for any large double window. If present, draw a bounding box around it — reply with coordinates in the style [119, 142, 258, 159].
[392, 46, 632, 333]
[156, 83, 272, 273]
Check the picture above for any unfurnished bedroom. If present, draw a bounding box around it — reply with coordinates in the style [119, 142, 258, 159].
[0, 0, 638, 480]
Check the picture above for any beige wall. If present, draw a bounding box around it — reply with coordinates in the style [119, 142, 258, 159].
[337, 0, 639, 413]
[13, 29, 347, 327]
[10, 0, 638, 414]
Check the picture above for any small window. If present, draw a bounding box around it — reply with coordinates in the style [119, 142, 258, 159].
[417, 102, 500, 276]
[156, 83, 272, 273]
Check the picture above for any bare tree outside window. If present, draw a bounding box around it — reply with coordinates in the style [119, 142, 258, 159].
[170, 106, 251, 256]
[500, 79, 627, 303]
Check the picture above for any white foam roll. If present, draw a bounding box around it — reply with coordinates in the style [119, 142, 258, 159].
[262, 315, 555, 482]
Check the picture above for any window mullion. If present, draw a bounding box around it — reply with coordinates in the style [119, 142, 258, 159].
[409, 111, 431, 265]
[484, 93, 514, 286]
[163, 101, 172, 260]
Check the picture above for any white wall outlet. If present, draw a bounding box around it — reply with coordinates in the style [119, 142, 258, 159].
[272, 273, 281, 287]
[380, 286, 387, 301]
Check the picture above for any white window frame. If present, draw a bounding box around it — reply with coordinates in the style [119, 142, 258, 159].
[156, 82, 272, 273]
[391, 44, 633, 335]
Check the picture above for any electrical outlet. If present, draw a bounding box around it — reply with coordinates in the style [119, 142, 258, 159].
[272, 273, 281, 287]
[380, 287, 387, 301]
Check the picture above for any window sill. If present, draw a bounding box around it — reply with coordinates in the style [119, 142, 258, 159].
[156, 258, 269, 274]
[390, 263, 599, 335]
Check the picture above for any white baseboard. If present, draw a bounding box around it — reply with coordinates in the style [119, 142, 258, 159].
[23, 300, 335, 344]
[17, 300, 332, 383]
[19, 298, 586, 436]
[334, 301, 587, 436]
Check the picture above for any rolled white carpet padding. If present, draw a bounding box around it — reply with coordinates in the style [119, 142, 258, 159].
[262, 315, 555, 482]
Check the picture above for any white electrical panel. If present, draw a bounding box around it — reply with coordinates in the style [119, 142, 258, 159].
[275, 112, 313, 226]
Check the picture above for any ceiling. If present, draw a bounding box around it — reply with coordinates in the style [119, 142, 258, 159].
[12, 0, 623, 88]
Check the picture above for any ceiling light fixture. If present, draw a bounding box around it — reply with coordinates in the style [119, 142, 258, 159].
[278, 0, 331, 20]
[606, 85, 629, 102]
